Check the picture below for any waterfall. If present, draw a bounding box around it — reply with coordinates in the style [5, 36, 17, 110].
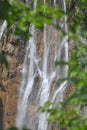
[52, 0, 68, 103]
[54, 0, 56, 7]
[16, 0, 68, 130]
[16, 0, 37, 129]
[38, 0, 50, 129]
[0, 20, 7, 40]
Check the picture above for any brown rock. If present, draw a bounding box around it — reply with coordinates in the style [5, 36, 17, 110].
[0, 32, 26, 129]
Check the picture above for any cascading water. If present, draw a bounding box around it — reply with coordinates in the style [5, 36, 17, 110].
[16, 0, 68, 130]
[38, 0, 53, 129]
[0, 20, 7, 40]
[16, 0, 37, 129]
[52, 0, 68, 104]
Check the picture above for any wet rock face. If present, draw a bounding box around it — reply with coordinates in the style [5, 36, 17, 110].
[0, 33, 26, 129]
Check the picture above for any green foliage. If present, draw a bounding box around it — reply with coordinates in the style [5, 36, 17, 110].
[67, 0, 87, 37]
[7, 126, 18, 130]
[0, 0, 64, 37]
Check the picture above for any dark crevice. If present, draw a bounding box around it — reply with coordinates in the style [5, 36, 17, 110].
[0, 98, 4, 130]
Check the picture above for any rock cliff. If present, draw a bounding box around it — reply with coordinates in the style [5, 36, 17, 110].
[0, 31, 26, 129]
[0, 26, 75, 130]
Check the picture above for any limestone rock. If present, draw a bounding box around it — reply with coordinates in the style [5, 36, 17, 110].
[0, 33, 26, 129]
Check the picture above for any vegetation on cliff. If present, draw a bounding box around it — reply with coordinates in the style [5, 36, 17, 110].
[0, 0, 87, 129]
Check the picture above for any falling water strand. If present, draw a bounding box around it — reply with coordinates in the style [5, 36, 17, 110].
[0, 20, 7, 40]
[63, 0, 68, 78]
[63, 0, 67, 32]
[43, 24, 48, 75]
[38, 0, 51, 129]
[54, 0, 58, 62]
[16, 0, 37, 129]
[54, 0, 56, 7]
[52, 0, 68, 104]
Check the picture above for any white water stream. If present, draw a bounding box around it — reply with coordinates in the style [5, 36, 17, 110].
[16, 0, 68, 130]
[16, 0, 37, 129]
[0, 20, 7, 40]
